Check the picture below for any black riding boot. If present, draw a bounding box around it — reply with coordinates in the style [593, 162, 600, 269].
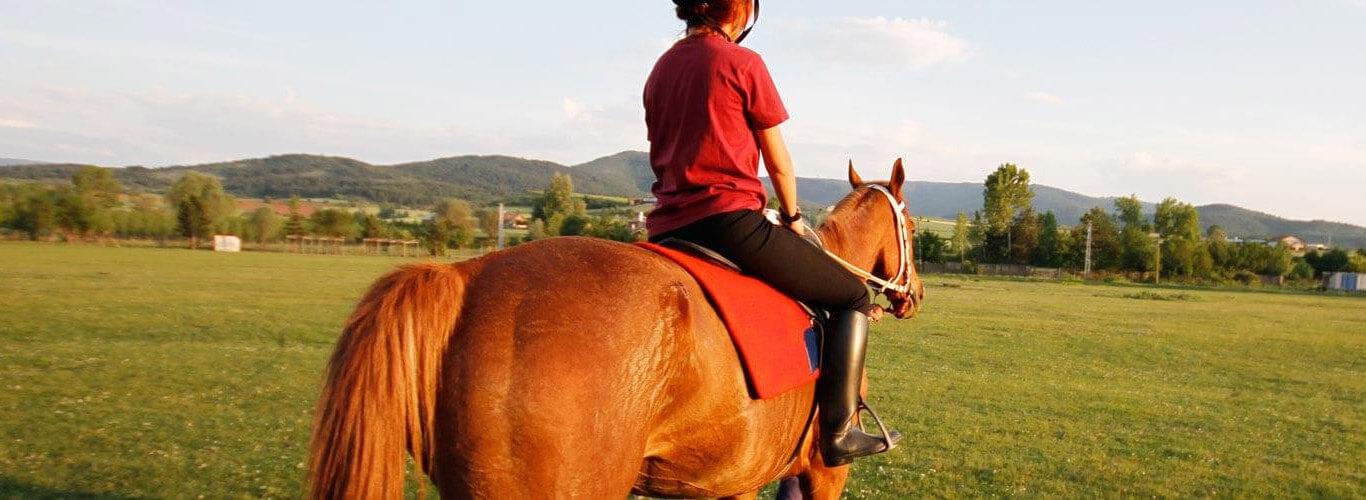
[818, 310, 902, 466]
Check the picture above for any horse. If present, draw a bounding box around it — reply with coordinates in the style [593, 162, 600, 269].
[308, 159, 926, 499]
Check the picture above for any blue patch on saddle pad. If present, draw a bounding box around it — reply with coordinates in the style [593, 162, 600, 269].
[804, 325, 821, 372]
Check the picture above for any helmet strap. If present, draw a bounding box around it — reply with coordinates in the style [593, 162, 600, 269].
[734, 0, 759, 44]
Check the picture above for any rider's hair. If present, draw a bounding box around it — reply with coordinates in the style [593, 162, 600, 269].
[674, 0, 749, 42]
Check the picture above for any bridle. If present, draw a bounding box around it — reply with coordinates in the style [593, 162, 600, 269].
[816, 184, 914, 296]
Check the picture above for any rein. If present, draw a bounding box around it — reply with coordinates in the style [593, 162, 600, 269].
[816, 185, 913, 296]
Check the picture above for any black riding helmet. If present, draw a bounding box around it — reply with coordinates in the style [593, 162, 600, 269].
[672, 0, 760, 44]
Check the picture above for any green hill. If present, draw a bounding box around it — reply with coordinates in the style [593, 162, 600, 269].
[2, 150, 1362, 248]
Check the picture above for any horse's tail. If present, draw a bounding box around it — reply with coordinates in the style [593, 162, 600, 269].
[308, 262, 466, 499]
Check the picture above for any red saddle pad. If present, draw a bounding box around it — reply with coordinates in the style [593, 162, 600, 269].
[638, 243, 819, 399]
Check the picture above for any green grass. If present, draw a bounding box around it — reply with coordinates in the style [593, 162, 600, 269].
[0, 243, 1362, 498]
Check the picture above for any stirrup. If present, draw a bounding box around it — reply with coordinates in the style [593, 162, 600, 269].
[855, 397, 898, 451]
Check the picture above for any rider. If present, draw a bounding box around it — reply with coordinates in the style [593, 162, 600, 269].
[644, 0, 901, 465]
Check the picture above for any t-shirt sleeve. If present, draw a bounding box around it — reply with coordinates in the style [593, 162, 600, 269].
[741, 55, 789, 131]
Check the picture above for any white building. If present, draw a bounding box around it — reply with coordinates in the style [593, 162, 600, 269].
[213, 235, 242, 252]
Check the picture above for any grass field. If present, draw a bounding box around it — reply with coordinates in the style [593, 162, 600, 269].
[0, 242, 1362, 498]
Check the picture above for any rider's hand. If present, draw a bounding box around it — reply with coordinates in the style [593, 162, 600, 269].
[787, 220, 806, 236]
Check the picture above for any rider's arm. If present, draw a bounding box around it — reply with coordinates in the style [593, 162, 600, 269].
[758, 126, 804, 235]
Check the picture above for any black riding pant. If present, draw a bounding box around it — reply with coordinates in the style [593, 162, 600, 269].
[651, 209, 873, 314]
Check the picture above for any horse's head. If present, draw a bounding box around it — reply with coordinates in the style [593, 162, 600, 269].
[821, 159, 925, 319]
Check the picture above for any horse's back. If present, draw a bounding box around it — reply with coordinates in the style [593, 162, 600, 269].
[435, 237, 812, 497]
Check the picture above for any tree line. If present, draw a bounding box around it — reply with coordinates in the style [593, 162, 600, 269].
[1, 167, 645, 255]
[916, 163, 1366, 282]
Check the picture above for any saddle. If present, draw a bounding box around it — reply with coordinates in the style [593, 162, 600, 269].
[638, 239, 824, 399]
[659, 238, 823, 317]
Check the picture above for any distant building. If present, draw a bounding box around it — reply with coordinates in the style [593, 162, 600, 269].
[628, 211, 647, 233]
[1324, 272, 1363, 292]
[502, 212, 529, 229]
[1273, 235, 1307, 254]
[213, 235, 242, 252]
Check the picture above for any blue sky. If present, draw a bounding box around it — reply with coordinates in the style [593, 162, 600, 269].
[2, 0, 1363, 225]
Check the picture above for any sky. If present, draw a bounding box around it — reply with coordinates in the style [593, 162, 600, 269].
[1, 0, 1364, 225]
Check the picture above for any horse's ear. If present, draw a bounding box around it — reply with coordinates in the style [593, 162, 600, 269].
[847, 160, 864, 189]
[889, 158, 906, 199]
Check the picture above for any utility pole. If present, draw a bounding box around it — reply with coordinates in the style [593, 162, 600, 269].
[1150, 233, 1163, 285]
[1084, 221, 1093, 279]
[1155, 238, 1162, 284]
[496, 203, 505, 250]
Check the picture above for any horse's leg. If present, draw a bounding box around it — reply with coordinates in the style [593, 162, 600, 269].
[775, 477, 803, 500]
[795, 466, 851, 500]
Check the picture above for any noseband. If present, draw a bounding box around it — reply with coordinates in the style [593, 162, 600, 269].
[820, 185, 914, 296]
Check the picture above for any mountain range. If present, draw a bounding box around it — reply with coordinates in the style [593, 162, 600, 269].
[0, 158, 45, 167]
[1, 150, 1362, 248]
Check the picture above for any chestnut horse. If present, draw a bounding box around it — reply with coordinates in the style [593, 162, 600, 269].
[308, 160, 925, 499]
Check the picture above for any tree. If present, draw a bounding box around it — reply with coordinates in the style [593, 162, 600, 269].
[1289, 259, 1315, 281]
[950, 212, 971, 263]
[1034, 211, 1064, 268]
[1154, 198, 1207, 277]
[427, 199, 476, 253]
[310, 209, 358, 239]
[914, 231, 949, 265]
[1115, 195, 1147, 231]
[12, 189, 59, 240]
[1349, 252, 1366, 273]
[1071, 207, 1121, 271]
[248, 207, 284, 244]
[166, 172, 234, 249]
[361, 213, 387, 239]
[72, 166, 122, 208]
[1305, 248, 1350, 275]
[586, 215, 639, 242]
[1114, 196, 1154, 272]
[525, 219, 548, 242]
[981, 164, 1033, 262]
[113, 194, 175, 240]
[285, 195, 306, 236]
[559, 214, 591, 237]
[1009, 207, 1040, 265]
[967, 211, 987, 262]
[533, 173, 587, 236]
[1207, 225, 1233, 270]
[477, 208, 501, 242]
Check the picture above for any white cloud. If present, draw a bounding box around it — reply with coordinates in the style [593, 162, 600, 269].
[1028, 91, 1062, 105]
[0, 28, 278, 71]
[770, 17, 971, 69]
[561, 98, 588, 120]
[0, 86, 507, 165]
[0, 116, 35, 129]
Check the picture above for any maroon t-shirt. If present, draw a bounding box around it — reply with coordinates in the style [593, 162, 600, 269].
[643, 33, 789, 237]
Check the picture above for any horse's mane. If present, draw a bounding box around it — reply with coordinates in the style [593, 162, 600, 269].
[823, 184, 886, 228]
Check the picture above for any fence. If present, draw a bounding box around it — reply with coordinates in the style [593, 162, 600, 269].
[919, 261, 1065, 279]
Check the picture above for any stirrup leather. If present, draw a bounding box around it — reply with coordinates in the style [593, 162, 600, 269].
[855, 397, 898, 451]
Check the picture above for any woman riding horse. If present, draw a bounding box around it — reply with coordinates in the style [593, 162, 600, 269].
[646, 0, 900, 465]
[308, 2, 925, 498]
